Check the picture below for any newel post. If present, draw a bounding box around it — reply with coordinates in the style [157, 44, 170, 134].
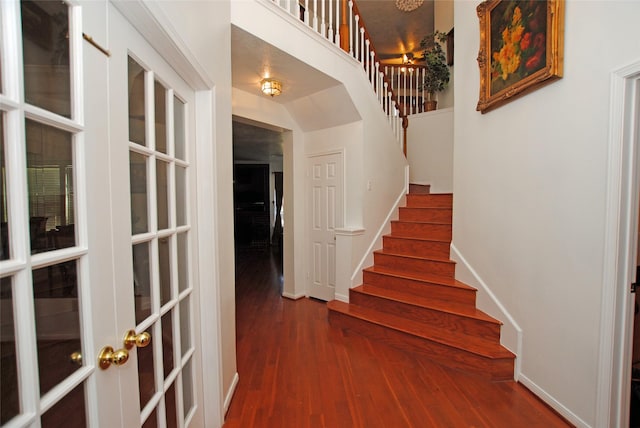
[334, 227, 365, 302]
[339, 0, 349, 52]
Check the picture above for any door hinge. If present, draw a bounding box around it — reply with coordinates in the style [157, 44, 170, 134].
[632, 282, 637, 293]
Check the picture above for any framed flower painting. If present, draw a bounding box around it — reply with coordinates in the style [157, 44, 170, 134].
[476, 0, 564, 113]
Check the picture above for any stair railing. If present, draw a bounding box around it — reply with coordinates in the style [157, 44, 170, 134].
[384, 64, 431, 115]
[267, 0, 414, 155]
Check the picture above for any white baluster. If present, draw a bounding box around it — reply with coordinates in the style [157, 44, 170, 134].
[378, 71, 383, 105]
[408, 68, 414, 115]
[328, 0, 333, 42]
[335, 0, 340, 46]
[376, 67, 384, 103]
[383, 82, 388, 113]
[305, 0, 310, 24]
[415, 67, 420, 114]
[360, 27, 365, 65]
[389, 66, 395, 103]
[365, 40, 370, 79]
[396, 68, 401, 114]
[321, 0, 326, 38]
[403, 68, 408, 115]
[313, 0, 318, 32]
[348, 1, 354, 55]
[374, 61, 379, 91]
[354, 15, 359, 60]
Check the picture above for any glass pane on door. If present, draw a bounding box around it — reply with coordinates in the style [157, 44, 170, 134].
[128, 57, 146, 146]
[130, 152, 148, 235]
[21, 0, 71, 118]
[40, 383, 86, 427]
[154, 80, 167, 154]
[0, 277, 19, 424]
[25, 119, 75, 253]
[1, 115, 8, 260]
[156, 159, 168, 230]
[133, 242, 152, 324]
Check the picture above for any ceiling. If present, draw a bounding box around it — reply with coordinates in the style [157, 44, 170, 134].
[231, 0, 435, 162]
[355, 0, 435, 64]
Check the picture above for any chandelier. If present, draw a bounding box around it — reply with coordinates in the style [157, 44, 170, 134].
[395, 0, 424, 12]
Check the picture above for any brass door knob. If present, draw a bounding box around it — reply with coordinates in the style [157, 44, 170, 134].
[70, 351, 83, 366]
[123, 329, 151, 350]
[98, 346, 129, 370]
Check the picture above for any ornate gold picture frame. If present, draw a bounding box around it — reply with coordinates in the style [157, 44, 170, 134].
[476, 0, 564, 114]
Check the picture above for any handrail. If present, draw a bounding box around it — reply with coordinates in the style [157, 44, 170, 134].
[266, 0, 419, 154]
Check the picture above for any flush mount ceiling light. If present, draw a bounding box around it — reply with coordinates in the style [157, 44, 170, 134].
[261, 78, 282, 97]
[395, 0, 424, 12]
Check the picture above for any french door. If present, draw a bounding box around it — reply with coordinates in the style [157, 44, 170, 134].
[0, 1, 203, 426]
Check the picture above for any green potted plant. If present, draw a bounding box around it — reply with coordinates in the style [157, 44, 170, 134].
[419, 31, 450, 111]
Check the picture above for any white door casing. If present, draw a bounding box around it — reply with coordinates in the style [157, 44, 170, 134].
[598, 60, 640, 427]
[307, 152, 344, 301]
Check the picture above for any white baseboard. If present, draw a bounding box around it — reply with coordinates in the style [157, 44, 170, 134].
[282, 291, 306, 300]
[223, 372, 240, 415]
[519, 374, 591, 428]
[334, 292, 349, 303]
[449, 243, 522, 378]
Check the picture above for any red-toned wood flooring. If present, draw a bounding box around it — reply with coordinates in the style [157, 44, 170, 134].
[223, 247, 573, 428]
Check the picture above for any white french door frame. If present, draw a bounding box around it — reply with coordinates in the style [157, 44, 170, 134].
[598, 59, 640, 427]
[109, 1, 223, 426]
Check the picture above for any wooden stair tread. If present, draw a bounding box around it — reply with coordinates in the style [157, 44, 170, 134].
[405, 194, 453, 205]
[374, 249, 455, 265]
[391, 220, 451, 227]
[383, 234, 451, 245]
[398, 207, 453, 224]
[328, 300, 514, 360]
[407, 193, 453, 198]
[386, 234, 451, 244]
[354, 285, 501, 324]
[408, 183, 431, 194]
[364, 265, 475, 290]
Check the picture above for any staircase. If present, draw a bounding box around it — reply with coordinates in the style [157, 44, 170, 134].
[327, 188, 515, 381]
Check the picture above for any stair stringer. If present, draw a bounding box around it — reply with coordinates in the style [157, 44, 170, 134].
[449, 243, 522, 380]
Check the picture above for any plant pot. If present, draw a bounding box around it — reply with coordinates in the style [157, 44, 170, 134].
[424, 100, 437, 111]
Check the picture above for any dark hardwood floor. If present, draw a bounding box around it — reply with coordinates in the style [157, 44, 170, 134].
[224, 247, 573, 428]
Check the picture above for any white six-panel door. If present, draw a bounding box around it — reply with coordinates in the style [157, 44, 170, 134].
[307, 152, 343, 301]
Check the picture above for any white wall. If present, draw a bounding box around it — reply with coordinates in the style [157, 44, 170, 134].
[453, 1, 640, 426]
[407, 107, 453, 193]
[434, 0, 454, 109]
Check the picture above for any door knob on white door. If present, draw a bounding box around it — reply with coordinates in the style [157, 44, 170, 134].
[123, 329, 151, 349]
[97, 346, 129, 370]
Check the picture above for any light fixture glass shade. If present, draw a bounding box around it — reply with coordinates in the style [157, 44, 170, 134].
[261, 79, 282, 97]
[395, 0, 424, 12]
